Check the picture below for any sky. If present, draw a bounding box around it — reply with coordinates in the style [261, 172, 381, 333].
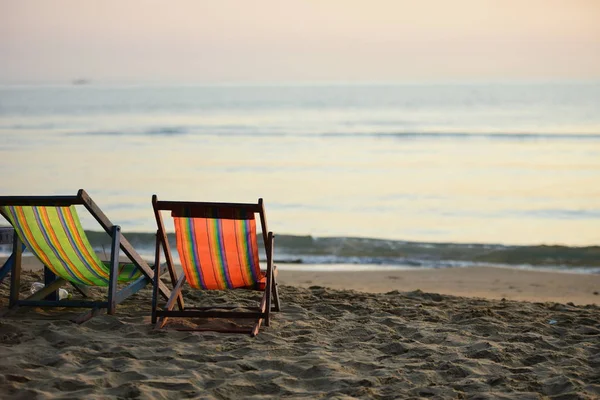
[1, 0, 599, 84]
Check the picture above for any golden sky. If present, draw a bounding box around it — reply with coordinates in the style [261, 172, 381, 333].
[1, 0, 599, 83]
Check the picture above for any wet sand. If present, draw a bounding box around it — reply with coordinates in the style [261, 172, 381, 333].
[278, 265, 600, 306]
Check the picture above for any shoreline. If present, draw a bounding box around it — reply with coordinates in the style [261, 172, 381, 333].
[3, 256, 599, 306]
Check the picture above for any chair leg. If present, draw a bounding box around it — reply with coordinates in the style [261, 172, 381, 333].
[272, 280, 281, 312]
[265, 294, 271, 327]
[151, 231, 161, 324]
[264, 232, 275, 326]
[107, 225, 121, 315]
[8, 233, 22, 309]
[0, 243, 25, 283]
[44, 266, 58, 302]
[251, 318, 263, 337]
[264, 296, 271, 327]
[71, 283, 92, 298]
[271, 265, 281, 312]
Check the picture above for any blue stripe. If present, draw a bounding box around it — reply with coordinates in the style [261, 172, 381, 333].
[244, 219, 260, 287]
[216, 219, 234, 289]
[58, 209, 108, 284]
[188, 218, 207, 289]
[56, 208, 108, 284]
[233, 218, 250, 288]
[5, 206, 81, 283]
[30, 207, 86, 285]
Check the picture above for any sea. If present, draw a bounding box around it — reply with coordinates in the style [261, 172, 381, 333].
[1, 82, 599, 273]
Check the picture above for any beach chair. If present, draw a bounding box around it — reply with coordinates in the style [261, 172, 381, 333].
[151, 195, 280, 336]
[0, 189, 172, 322]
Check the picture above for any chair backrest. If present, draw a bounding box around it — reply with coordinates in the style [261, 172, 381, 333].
[155, 200, 267, 290]
[1, 205, 139, 286]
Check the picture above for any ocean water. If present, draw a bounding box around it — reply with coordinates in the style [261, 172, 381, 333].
[1, 82, 599, 271]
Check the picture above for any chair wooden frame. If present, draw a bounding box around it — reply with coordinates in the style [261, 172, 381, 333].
[0, 189, 172, 322]
[0, 227, 22, 283]
[151, 195, 281, 336]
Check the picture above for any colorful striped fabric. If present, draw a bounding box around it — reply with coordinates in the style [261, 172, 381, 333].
[173, 211, 264, 290]
[1, 205, 141, 286]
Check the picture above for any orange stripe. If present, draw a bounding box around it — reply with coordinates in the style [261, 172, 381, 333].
[62, 207, 108, 280]
[245, 218, 262, 284]
[173, 215, 264, 290]
[39, 208, 93, 285]
[208, 218, 228, 289]
[192, 219, 217, 289]
[234, 218, 254, 285]
[175, 217, 199, 288]
[222, 219, 249, 288]
[13, 207, 55, 271]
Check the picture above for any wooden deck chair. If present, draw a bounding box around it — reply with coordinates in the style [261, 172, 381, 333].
[151, 195, 281, 337]
[0, 189, 172, 322]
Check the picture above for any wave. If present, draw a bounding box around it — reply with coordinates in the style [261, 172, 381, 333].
[321, 132, 600, 141]
[33, 231, 598, 272]
[63, 127, 600, 141]
[65, 126, 188, 137]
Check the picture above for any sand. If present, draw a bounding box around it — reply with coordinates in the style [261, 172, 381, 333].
[1, 258, 599, 399]
[278, 266, 600, 306]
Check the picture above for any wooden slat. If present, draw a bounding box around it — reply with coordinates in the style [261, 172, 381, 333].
[16, 300, 109, 308]
[155, 317, 168, 329]
[164, 273, 186, 311]
[79, 189, 172, 300]
[106, 226, 120, 314]
[155, 200, 261, 214]
[115, 274, 151, 305]
[43, 267, 58, 301]
[155, 310, 266, 319]
[71, 283, 92, 298]
[259, 198, 269, 257]
[0, 195, 82, 207]
[9, 234, 22, 308]
[264, 232, 274, 326]
[152, 195, 184, 309]
[185, 305, 261, 311]
[170, 326, 259, 335]
[27, 277, 67, 301]
[251, 319, 263, 337]
[151, 232, 161, 324]
[271, 266, 281, 312]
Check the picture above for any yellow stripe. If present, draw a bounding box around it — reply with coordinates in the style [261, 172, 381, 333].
[62, 207, 108, 280]
[40, 208, 94, 285]
[13, 207, 56, 272]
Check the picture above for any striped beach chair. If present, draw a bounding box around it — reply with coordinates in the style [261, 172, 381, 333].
[151, 195, 280, 336]
[0, 190, 172, 322]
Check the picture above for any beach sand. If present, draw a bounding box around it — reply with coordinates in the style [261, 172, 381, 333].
[278, 266, 600, 306]
[1, 257, 599, 399]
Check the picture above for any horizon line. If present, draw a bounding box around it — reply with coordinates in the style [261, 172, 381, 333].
[1, 78, 600, 88]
